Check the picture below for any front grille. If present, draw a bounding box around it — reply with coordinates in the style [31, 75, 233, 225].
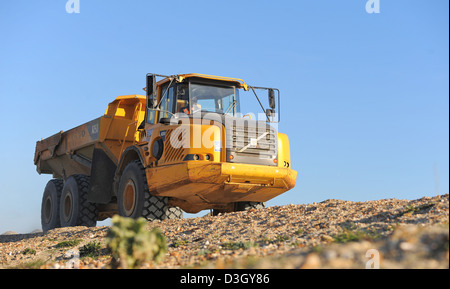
[160, 129, 186, 164]
[226, 120, 278, 166]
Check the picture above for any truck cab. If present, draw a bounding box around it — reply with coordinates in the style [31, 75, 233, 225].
[115, 74, 296, 214]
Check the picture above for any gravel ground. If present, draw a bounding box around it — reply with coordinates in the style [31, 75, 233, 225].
[0, 194, 448, 269]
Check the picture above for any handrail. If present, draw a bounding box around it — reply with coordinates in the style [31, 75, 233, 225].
[120, 101, 143, 156]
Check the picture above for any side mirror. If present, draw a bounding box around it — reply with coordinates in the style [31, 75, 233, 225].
[268, 89, 276, 109]
[146, 74, 157, 108]
[266, 108, 275, 119]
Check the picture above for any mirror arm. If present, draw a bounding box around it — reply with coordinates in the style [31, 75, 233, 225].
[155, 77, 175, 109]
[249, 86, 281, 123]
[249, 86, 270, 122]
[145, 73, 174, 109]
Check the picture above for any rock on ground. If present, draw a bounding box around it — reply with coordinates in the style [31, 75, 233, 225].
[0, 194, 448, 269]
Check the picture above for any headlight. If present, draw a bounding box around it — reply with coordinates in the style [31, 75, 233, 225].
[152, 138, 164, 160]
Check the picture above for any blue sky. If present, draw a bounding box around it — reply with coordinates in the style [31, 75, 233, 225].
[0, 0, 448, 233]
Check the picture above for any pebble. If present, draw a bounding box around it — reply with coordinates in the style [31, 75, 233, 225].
[0, 194, 448, 269]
[300, 253, 321, 269]
[399, 242, 416, 251]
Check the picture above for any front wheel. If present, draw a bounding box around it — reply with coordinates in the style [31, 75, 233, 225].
[117, 160, 183, 221]
[235, 202, 265, 211]
[212, 202, 266, 216]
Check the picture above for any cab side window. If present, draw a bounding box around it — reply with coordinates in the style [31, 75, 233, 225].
[159, 84, 174, 120]
[176, 84, 189, 114]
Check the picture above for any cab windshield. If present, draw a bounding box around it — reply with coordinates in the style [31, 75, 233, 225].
[189, 83, 240, 116]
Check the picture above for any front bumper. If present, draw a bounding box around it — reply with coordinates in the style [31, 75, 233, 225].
[145, 161, 297, 213]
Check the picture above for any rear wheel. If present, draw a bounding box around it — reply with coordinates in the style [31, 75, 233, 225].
[41, 179, 64, 232]
[60, 175, 98, 228]
[117, 160, 183, 221]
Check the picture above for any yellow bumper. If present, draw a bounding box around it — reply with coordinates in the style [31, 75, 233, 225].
[145, 161, 297, 213]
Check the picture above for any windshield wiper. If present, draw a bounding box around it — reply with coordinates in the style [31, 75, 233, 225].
[224, 100, 236, 115]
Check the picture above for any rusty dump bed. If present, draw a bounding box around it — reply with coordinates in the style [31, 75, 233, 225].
[34, 95, 146, 179]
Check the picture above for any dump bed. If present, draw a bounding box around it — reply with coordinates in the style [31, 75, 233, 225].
[34, 95, 146, 179]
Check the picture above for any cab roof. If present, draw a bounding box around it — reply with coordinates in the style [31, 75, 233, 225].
[156, 73, 249, 91]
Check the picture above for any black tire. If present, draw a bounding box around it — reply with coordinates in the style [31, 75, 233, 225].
[145, 195, 184, 220]
[117, 160, 183, 221]
[60, 175, 98, 228]
[235, 201, 266, 211]
[212, 201, 266, 216]
[41, 179, 64, 232]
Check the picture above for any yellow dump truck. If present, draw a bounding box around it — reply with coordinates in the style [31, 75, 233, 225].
[35, 73, 297, 231]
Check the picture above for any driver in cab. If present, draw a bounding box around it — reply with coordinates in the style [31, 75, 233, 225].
[191, 97, 202, 114]
[180, 97, 201, 114]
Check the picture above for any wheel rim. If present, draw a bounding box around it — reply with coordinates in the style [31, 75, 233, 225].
[44, 196, 52, 223]
[63, 191, 73, 222]
[123, 179, 137, 216]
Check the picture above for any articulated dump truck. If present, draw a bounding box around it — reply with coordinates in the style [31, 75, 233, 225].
[34, 73, 297, 231]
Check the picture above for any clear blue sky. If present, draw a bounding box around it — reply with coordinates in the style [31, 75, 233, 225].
[0, 0, 448, 233]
